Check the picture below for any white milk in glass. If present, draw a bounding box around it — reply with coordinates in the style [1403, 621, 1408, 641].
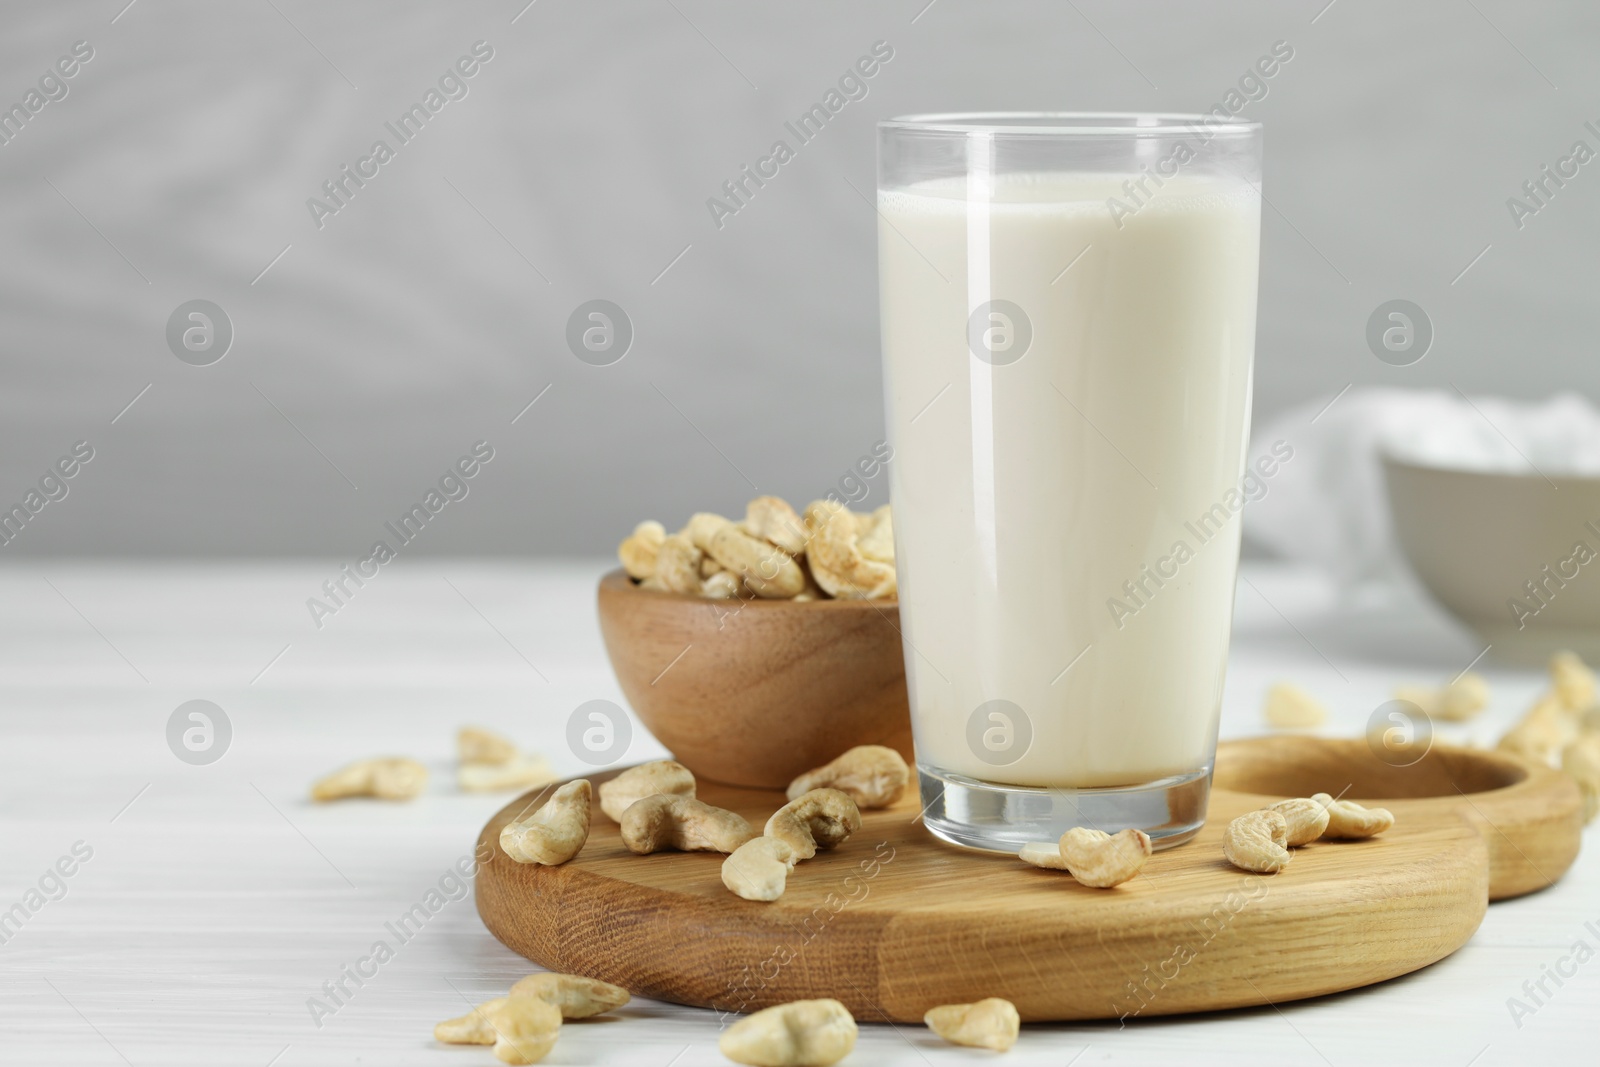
[879, 173, 1259, 789]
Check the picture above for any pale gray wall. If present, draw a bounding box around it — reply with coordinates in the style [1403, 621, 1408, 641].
[1, 0, 1595, 555]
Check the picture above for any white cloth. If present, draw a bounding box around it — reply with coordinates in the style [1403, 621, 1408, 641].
[1244, 388, 1600, 585]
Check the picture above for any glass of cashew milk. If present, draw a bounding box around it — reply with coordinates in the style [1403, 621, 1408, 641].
[877, 113, 1262, 851]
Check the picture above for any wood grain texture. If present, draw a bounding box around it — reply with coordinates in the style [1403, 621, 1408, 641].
[1213, 735, 1584, 900]
[596, 569, 912, 789]
[476, 738, 1581, 1022]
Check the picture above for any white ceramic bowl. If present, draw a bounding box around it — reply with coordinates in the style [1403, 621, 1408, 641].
[1382, 454, 1600, 663]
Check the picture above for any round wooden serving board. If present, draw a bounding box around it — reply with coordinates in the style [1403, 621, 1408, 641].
[475, 737, 1582, 1022]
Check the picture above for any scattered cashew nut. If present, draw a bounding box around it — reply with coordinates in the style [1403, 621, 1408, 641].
[620, 795, 754, 854]
[509, 972, 630, 1018]
[1393, 671, 1490, 723]
[1269, 797, 1332, 846]
[1497, 695, 1573, 764]
[765, 789, 862, 861]
[1058, 827, 1152, 888]
[718, 999, 858, 1067]
[311, 757, 428, 802]
[1263, 683, 1327, 729]
[460, 756, 557, 794]
[786, 745, 910, 809]
[924, 997, 1020, 1052]
[500, 780, 591, 865]
[486, 995, 562, 1065]
[598, 760, 698, 822]
[1562, 733, 1600, 823]
[434, 996, 506, 1045]
[1017, 841, 1071, 870]
[1223, 809, 1290, 873]
[722, 836, 798, 902]
[459, 725, 517, 765]
[1314, 793, 1394, 839]
[1550, 650, 1596, 712]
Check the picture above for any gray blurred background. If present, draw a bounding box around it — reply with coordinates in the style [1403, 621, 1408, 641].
[1, 0, 1595, 556]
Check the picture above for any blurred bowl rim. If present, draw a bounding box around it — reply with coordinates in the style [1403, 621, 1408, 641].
[1379, 449, 1600, 488]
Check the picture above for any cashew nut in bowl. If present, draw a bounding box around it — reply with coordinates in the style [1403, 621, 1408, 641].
[764, 789, 862, 861]
[618, 520, 666, 580]
[620, 795, 755, 854]
[744, 495, 808, 556]
[500, 780, 591, 865]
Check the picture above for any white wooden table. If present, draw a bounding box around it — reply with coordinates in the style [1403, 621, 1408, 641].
[1, 560, 1593, 1066]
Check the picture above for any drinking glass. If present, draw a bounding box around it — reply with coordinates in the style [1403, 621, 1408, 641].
[877, 113, 1262, 851]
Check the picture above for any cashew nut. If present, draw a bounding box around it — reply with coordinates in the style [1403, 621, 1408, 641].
[1263, 683, 1326, 729]
[1314, 793, 1394, 839]
[486, 994, 562, 1065]
[459, 725, 517, 765]
[620, 794, 754, 854]
[702, 570, 744, 599]
[1269, 797, 1332, 846]
[460, 756, 557, 794]
[786, 745, 909, 809]
[1562, 733, 1600, 823]
[500, 780, 591, 865]
[722, 836, 798, 902]
[718, 999, 858, 1067]
[745, 495, 808, 556]
[1222, 809, 1290, 873]
[1394, 671, 1490, 723]
[856, 505, 894, 564]
[1498, 695, 1573, 763]
[598, 760, 697, 822]
[434, 996, 506, 1045]
[652, 533, 704, 595]
[509, 972, 630, 1018]
[803, 500, 896, 599]
[1017, 841, 1071, 870]
[311, 757, 428, 802]
[683, 511, 731, 552]
[1058, 827, 1152, 888]
[924, 997, 1020, 1052]
[618, 520, 666, 581]
[764, 789, 862, 861]
[708, 522, 807, 599]
[1550, 650, 1596, 712]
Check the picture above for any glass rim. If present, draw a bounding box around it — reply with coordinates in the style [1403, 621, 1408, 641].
[880, 111, 1261, 137]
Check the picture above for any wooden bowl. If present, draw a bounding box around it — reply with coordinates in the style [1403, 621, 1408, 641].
[595, 569, 913, 788]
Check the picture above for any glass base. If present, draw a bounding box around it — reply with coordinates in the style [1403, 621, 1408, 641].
[916, 764, 1212, 854]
